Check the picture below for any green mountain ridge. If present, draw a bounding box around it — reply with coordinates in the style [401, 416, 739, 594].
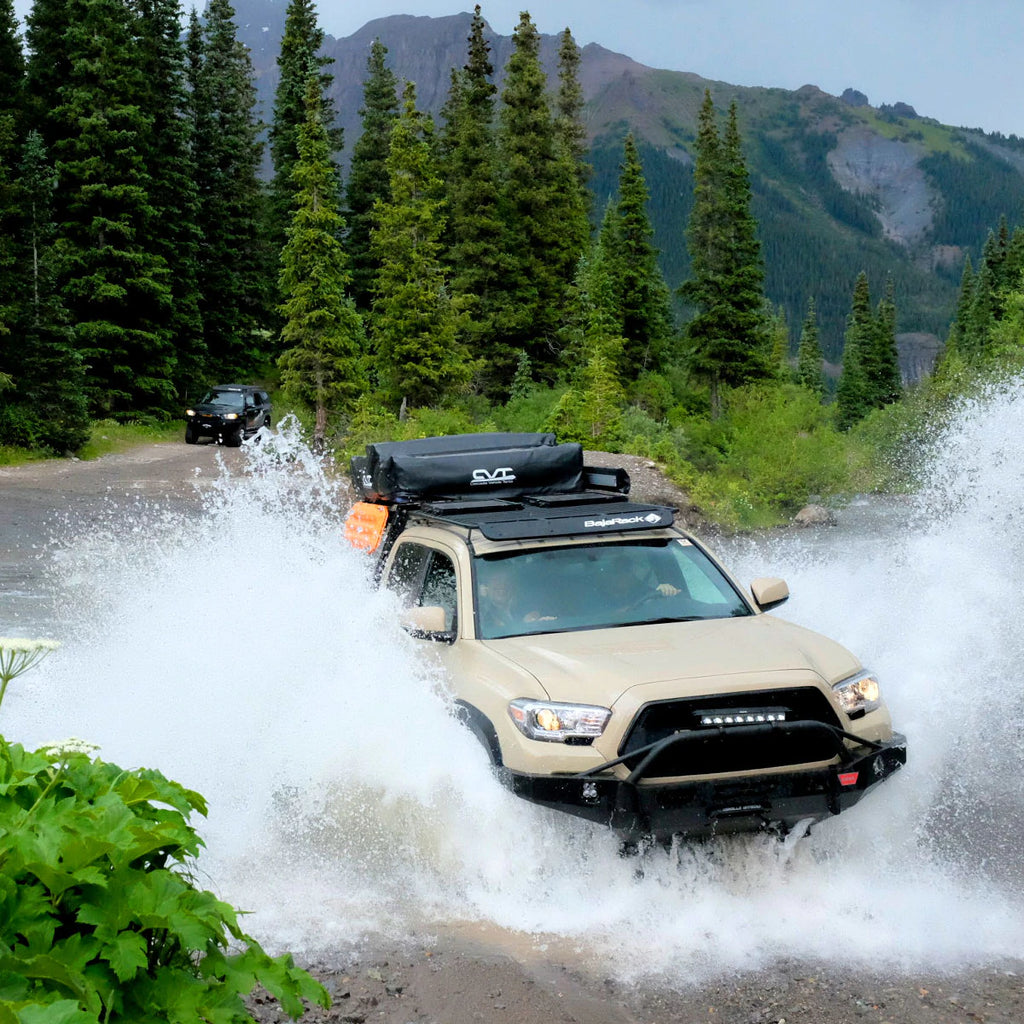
[234, 3, 1024, 366]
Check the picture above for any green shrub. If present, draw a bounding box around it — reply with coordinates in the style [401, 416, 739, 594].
[0, 639, 328, 1024]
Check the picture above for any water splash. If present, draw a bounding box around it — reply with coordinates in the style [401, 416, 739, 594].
[8, 401, 1024, 985]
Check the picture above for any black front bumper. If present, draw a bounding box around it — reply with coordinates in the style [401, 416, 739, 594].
[190, 416, 241, 439]
[506, 729, 907, 840]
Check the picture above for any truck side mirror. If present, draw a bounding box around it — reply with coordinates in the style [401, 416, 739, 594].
[402, 605, 455, 643]
[750, 577, 789, 612]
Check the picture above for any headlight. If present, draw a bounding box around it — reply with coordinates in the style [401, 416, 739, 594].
[185, 408, 195, 417]
[224, 412, 238, 420]
[832, 670, 881, 718]
[508, 699, 611, 743]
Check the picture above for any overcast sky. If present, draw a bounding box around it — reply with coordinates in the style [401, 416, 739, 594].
[11, 0, 1024, 138]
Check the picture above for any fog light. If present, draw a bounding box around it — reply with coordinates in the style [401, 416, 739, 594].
[582, 781, 598, 802]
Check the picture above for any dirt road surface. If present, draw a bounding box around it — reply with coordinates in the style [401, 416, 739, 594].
[1, 444, 1021, 1024]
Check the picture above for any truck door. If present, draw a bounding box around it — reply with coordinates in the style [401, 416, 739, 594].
[385, 542, 460, 636]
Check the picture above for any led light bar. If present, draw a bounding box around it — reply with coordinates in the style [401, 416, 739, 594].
[699, 710, 787, 726]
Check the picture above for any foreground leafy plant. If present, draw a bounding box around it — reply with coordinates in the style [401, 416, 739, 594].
[0, 640, 328, 1024]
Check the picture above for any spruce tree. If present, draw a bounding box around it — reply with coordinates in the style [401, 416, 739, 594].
[554, 27, 589, 191]
[445, 5, 506, 389]
[0, 130, 90, 451]
[836, 272, 874, 428]
[967, 257, 997, 359]
[23, 0, 72, 152]
[189, 0, 268, 381]
[0, 0, 23, 132]
[494, 12, 577, 384]
[134, 0, 205, 399]
[944, 254, 976, 359]
[370, 83, 469, 408]
[767, 303, 790, 377]
[269, 0, 340, 259]
[550, 26, 591, 263]
[795, 297, 825, 396]
[611, 133, 673, 376]
[53, 0, 176, 416]
[344, 38, 398, 312]
[547, 242, 625, 449]
[680, 91, 770, 417]
[278, 77, 365, 449]
[0, 0, 23, 349]
[871, 275, 902, 406]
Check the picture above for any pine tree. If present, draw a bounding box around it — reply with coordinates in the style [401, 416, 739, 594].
[344, 38, 398, 312]
[0, 0, 24, 349]
[370, 83, 470, 408]
[494, 13, 578, 383]
[871, 275, 901, 406]
[554, 27, 589, 191]
[836, 272, 874, 428]
[944, 254, 976, 358]
[547, 245, 626, 449]
[189, 0, 268, 380]
[23, 0, 72, 152]
[795, 297, 825, 396]
[680, 91, 770, 417]
[611, 133, 674, 376]
[53, 0, 176, 416]
[551, 26, 591, 254]
[278, 77, 365, 450]
[0, 0, 23, 132]
[268, 0, 340, 258]
[767, 303, 790, 377]
[134, 0, 205, 399]
[0, 130, 90, 452]
[445, 5, 505, 389]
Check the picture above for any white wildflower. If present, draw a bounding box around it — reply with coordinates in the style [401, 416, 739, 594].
[39, 737, 100, 759]
[0, 637, 61, 711]
[0, 637, 60, 653]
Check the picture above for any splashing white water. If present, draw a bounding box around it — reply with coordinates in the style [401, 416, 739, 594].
[7, 401, 1024, 985]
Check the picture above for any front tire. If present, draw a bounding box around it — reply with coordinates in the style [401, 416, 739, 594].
[184, 424, 198, 444]
[225, 426, 245, 448]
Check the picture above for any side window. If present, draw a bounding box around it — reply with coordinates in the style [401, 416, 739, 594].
[421, 552, 459, 633]
[386, 543, 430, 604]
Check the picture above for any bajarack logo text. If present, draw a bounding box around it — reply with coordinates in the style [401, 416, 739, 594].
[470, 466, 516, 486]
[583, 512, 665, 528]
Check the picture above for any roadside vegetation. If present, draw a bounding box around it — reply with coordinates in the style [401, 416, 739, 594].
[0, 638, 329, 1023]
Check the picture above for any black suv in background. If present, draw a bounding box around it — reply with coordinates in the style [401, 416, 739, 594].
[184, 385, 272, 446]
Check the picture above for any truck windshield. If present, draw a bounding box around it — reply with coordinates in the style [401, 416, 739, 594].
[474, 539, 751, 639]
[202, 390, 245, 409]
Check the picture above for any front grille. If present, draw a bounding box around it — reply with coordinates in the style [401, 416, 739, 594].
[619, 687, 843, 778]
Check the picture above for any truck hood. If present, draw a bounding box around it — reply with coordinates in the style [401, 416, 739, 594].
[480, 615, 861, 704]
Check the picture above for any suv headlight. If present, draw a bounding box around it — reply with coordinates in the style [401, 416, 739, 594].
[185, 408, 195, 417]
[832, 669, 881, 718]
[508, 699, 611, 743]
[224, 412, 239, 420]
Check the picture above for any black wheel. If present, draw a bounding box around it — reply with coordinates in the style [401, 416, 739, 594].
[184, 424, 197, 444]
[225, 426, 245, 448]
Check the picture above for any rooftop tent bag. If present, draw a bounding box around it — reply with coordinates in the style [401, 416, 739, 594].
[351, 432, 584, 503]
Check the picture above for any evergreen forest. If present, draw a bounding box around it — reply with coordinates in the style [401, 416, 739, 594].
[2, 0, 1024, 528]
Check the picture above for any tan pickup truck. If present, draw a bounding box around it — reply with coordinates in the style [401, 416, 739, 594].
[345, 432, 906, 841]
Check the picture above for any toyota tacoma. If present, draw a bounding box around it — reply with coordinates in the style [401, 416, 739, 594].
[344, 432, 906, 841]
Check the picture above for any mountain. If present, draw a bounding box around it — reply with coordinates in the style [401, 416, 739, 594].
[233, 3, 1024, 370]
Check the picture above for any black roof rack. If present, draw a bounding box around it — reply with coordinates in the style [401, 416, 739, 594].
[416, 493, 675, 541]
